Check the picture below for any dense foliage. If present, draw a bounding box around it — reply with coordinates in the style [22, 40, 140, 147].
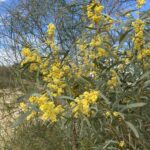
[3, 0, 149, 149]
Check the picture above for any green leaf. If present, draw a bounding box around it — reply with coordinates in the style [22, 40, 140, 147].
[60, 96, 74, 101]
[80, 76, 94, 86]
[16, 95, 28, 102]
[79, 119, 84, 136]
[122, 9, 137, 16]
[12, 111, 31, 128]
[103, 140, 117, 149]
[119, 29, 132, 43]
[83, 117, 91, 127]
[121, 102, 147, 112]
[31, 93, 41, 96]
[126, 121, 139, 138]
[141, 70, 150, 79]
[99, 91, 111, 105]
[119, 29, 132, 49]
[144, 80, 150, 88]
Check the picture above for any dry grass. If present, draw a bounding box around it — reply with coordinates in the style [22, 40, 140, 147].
[0, 66, 15, 89]
[0, 88, 22, 149]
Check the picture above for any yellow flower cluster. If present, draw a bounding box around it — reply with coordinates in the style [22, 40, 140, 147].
[89, 37, 107, 60]
[137, 47, 150, 60]
[121, 51, 132, 65]
[87, 0, 104, 24]
[90, 35, 102, 47]
[118, 140, 125, 148]
[107, 70, 118, 89]
[40, 59, 49, 75]
[46, 23, 58, 53]
[105, 111, 111, 118]
[97, 48, 107, 57]
[21, 24, 69, 98]
[43, 61, 69, 97]
[40, 101, 64, 122]
[76, 40, 94, 77]
[70, 90, 99, 117]
[21, 48, 42, 72]
[29, 95, 64, 122]
[47, 23, 55, 37]
[136, 0, 146, 8]
[21, 47, 31, 57]
[104, 16, 114, 30]
[105, 111, 120, 118]
[132, 19, 145, 51]
[90, 34, 107, 59]
[80, 34, 107, 58]
[113, 111, 119, 117]
[76, 34, 107, 78]
[19, 102, 37, 120]
[29, 94, 48, 105]
[19, 102, 27, 112]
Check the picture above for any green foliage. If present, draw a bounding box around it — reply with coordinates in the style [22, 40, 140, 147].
[0, 0, 150, 150]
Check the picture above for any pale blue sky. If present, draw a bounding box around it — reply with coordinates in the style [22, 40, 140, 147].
[0, 0, 150, 13]
[0, 0, 149, 64]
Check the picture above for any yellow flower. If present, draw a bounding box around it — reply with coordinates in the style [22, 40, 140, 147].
[26, 111, 37, 120]
[126, 13, 131, 17]
[125, 58, 130, 64]
[86, 0, 104, 24]
[21, 48, 31, 57]
[97, 48, 107, 57]
[29, 96, 38, 103]
[94, 5, 104, 14]
[136, 0, 146, 8]
[118, 140, 125, 148]
[113, 111, 119, 117]
[47, 23, 56, 36]
[38, 95, 49, 105]
[105, 111, 111, 118]
[92, 15, 102, 24]
[71, 90, 99, 117]
[19, 102, 27, 112]
[29, 95, 49, 105]
[107, 70, 118, 88]
[46, 23, 59, 54]
[90, 36, 102, 47]
[21, 60, 26, 67]
[29, 63, 38, 72]
[40, 101, 64, 122]
[132, 19, 145, 51]
[108, 76, 117, 88]
[44, 61, 67, 97]
[141, 48, 150, 58]
[144, 62, 150, 69]
[136, 45, 150, 61]
[21, 48, 42, 72]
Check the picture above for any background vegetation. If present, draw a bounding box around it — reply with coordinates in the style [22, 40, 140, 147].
[0, 0, 150, 150]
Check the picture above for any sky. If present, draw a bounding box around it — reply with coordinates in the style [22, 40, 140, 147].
[0, 0, 150, 65]
[0, 0, 150, 14]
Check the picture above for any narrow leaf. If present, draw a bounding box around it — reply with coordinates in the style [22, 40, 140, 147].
[121, 103, 146, 112]
[126, 121, 139, 138]
[12, 111, 31, 128]
[60, 96, 74, 101]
